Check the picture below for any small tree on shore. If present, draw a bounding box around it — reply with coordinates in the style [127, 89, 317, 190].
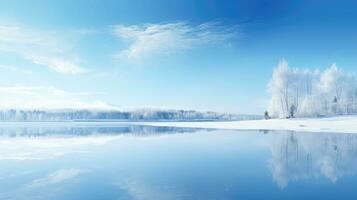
[289, 105, 296, 118]
[264, 111, 270, 120]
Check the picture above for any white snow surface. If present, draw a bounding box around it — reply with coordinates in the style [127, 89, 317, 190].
[134, 116, 357, 133]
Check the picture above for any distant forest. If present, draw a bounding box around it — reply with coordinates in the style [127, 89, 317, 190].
[0, 109, 261, 121]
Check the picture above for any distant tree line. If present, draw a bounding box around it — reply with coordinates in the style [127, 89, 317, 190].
[0, 109, 261, 121]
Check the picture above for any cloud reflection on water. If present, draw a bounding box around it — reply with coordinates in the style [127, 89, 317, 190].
[1, 124, 356, 198]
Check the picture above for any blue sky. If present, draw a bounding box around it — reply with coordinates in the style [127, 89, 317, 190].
[0, 0, 356, 114]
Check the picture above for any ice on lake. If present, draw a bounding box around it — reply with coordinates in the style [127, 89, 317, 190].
[0, 123, 356, 199]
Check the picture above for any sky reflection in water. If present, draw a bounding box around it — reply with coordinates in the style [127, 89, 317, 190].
[0, 124, 356, 199]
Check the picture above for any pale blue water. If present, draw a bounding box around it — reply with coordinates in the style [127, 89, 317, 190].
[0, 123, 356, 199]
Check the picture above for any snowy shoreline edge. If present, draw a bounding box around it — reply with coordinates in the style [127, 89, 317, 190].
[133, 116, 357, 133]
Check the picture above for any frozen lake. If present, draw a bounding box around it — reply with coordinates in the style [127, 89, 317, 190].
[0, 123, 356, 199]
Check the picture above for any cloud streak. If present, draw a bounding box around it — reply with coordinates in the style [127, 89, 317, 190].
[0, 64, 33, 75]
[27, 55, 89, 74]
[0, 24, 88, 75]
[0, 86, 115, 110]
[113, 21, 238, 60]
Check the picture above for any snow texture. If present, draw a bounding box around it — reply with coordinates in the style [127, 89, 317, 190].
[134, 116, 357, 133]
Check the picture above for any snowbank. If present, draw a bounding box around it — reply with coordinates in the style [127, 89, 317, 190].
[134, 116, 357, 133]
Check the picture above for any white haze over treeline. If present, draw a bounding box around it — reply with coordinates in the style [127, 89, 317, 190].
[268, 59, 357, 118]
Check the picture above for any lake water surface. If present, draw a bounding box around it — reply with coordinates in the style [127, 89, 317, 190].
[0, 123, 356, 200]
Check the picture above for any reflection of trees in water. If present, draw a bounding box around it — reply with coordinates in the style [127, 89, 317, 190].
[268, 132, 357, 188]
[0, 125, 200, 138]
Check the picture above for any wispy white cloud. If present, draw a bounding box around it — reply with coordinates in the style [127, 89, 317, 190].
[0, 24, 61, 49]
[0, 86, 116, 110]
[27, 55, 89, 75]
[0, 64, 33, 75]
[0, 23, 88, 75]
[113, 21, 238, 60]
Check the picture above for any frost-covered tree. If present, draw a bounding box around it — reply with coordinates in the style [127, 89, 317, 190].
[268, 59, 291, 118]
[268, 59, 357, 118]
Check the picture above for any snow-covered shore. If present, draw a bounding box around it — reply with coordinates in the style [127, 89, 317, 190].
[134, 116, 357, 133]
